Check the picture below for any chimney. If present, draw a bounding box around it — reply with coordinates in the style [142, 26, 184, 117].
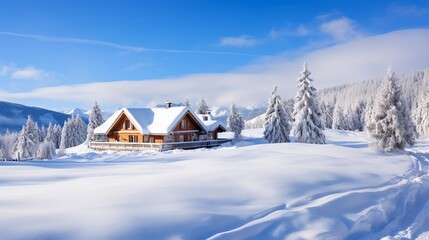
[166, 101, 172, 109]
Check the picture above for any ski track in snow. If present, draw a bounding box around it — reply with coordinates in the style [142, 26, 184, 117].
[208, 143, 429, 240]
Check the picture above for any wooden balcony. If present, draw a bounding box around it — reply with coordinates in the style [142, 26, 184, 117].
[89, 139, 231, 151]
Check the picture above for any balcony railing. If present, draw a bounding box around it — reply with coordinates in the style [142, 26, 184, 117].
[89, 139, 230, 151]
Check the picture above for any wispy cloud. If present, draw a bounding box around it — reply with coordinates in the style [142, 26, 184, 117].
[218, 35, 260, 47]
[388, 3, 429, 17]
[270, 25, 311, 39]
[319, 17, 362, 42]
[119, 62, 148, 72]
[0, 31, 256, 57]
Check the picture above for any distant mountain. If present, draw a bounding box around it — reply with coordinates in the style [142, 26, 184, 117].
[210, 106, 266, 125]
[66, 108, 89, 120]
[0, 101, 71, 134]
[66, 107, 113, 123]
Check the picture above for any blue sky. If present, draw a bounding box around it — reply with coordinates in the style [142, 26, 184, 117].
[1, 0, 429, 111]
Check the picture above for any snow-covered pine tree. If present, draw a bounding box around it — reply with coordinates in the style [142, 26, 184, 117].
[264, 86, 291, 143]
[355, 101, 367, 131]
[0, 136, 5, 160]
[2, 130, 19, 160]
[86, 102, 104, 142]
[364, 102, 374, 132]
[332, 105, 347, 130]
[292, 63, 325, 144]
[415, 86, 429, 137]
[74, 115, 87, 145]
[53, 124, 62, 148]
[45, 123, 54, 142]
[37, 139, 56, 159]
[402, 102, 417, 146]
[16, 116, 40, 160]
[60, 120, 70, 149]
[227, 103, 245, 141]
[320, 102, 334, 129]
[39, 125, 47, 143]
[197, 98, 209, 114]
[344, 108, 356, 131]
[367, 68, 415, 151]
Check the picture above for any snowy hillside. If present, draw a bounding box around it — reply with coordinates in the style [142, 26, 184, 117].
[1, 129, 428, 239]
[0, 101, 71, 133]
[319, 68, 429, 110]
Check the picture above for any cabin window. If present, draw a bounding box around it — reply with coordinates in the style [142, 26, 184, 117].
[149, 137, 154, 143]
[164, 135, 174, 143]
[181, 119, 187, 129]
[179, 135, 185, 142]
[125, 120, 131, 129]
[143, 135, 149, 142]
[203, 116, 208, 121]
[192, 133, 197, 141]
[129, 135, 138, 143]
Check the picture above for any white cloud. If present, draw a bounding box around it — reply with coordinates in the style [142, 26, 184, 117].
[319, 17, 362, 42]
[10, 66, 55, 81]
[1, 29, 429, 109]
[219, 35, 260, 47]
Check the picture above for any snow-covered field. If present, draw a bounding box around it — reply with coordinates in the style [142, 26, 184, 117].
[1, 129, 428, 240]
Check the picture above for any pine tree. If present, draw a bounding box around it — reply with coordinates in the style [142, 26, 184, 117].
[332, 105, 347, 130]
[344, 108, 356, 131]
[364, 102, 374, 132]
[39, 125, 47, 142]
[16, 116, 40, 159]
[53, 124, 62, 148]
[292, 63, 326, 144]
[320, 102, 334, 129]
[415, 86, 429, 137]
[367, 68, 415, 151]
[86, 102, 104, 142]
[227, 103, 245, 141]
[402, 102, 417, 146]
[264, 86, 291, 143]
[45, 123, 54, 142]
[197, 98, 209, 114]
[74, 115, 87, 145]
[3, 130, 19, 160]
[355, 101, 367, 131]
[60, 120, 70, 150]
[37, 140, 56, 159]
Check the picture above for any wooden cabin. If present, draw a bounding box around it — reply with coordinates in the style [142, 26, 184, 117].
[92, 104, 227, 150]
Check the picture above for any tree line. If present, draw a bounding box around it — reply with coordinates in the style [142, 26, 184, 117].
[0, 102, 103, 160]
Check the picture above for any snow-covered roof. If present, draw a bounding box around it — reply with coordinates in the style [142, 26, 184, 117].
[94, 106, 209, 135]
[94, 109, 122, 134]
[197, 113, 227, 132]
